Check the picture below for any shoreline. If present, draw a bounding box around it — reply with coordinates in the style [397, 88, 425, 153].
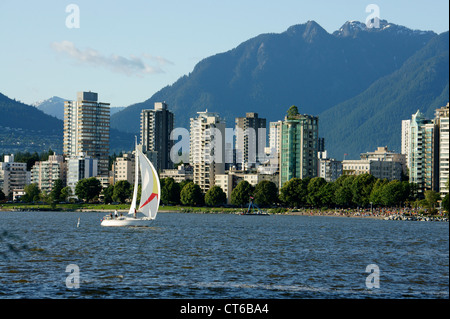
[1, 206, 447, 222]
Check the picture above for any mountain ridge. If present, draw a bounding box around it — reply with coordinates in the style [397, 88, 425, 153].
[110, 19, 438, 137]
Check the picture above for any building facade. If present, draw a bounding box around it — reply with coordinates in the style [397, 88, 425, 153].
[190, 110, 225, 193]
[140, 102, 174, 171]
[408, 110, 439, 193]
[31, 155, 66, 194]
[235, 112, 266, 170]
[435, 103, 449, 195]
[67, 154, 98, 196]
[279, 114, 319, 188]
[0, 154, 30, 198]
[63, 91, 110, 177]
[318, 151, 342, 182]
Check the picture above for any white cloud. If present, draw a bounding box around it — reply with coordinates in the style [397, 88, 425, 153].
[50, 41, 173, 76]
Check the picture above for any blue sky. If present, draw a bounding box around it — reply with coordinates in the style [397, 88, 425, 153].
[0, 0, 448, 108]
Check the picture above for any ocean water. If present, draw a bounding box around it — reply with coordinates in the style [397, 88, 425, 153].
[0, 211, 448, 299]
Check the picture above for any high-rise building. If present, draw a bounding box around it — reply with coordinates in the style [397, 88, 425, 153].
[235, 112, 266, 170]
[67, 154, 98, 196]
[279, 113, 319, 188]
[63, 91, 110, 177]
[140, 102, 174, 171]
[0, 154, 30, 197]
[190, 110, 225, 193]
[408, 110, 439, 193]
[31, 155, 66, 194]
[401, 119, 411, 169]
[435, 103, 449, 195]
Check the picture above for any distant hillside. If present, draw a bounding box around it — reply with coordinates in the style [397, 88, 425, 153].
[0, 93, 63, 153]
[32, 96, 67, 120]
[111, 19, 436, 134]
[320, 31, 449, 159]
[0, 93, 134, 154]
[33, 96, 126, 120]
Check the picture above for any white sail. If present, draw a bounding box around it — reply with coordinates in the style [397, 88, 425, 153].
[137, 147, 160, 219]
[128, 140, 139, 215]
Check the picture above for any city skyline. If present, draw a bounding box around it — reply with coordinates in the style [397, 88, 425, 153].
[0, 0, 448, 108]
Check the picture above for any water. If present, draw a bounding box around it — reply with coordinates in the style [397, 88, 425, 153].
[0, 211, 448, 299]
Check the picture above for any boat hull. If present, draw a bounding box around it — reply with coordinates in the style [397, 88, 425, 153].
[101, 217, 154, 227]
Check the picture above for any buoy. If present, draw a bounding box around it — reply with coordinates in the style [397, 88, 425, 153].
[77, 218, 80, 228]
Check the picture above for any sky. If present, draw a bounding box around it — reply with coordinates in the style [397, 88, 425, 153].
[0, 0, 448, 108]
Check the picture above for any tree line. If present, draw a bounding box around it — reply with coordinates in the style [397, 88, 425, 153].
[5, 173, 449, 214]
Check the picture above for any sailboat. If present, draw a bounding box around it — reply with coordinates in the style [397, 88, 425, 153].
[101, 141, 160, 227]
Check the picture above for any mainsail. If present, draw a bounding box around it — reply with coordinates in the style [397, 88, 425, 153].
[137, 147, 160, 219]
[128, 140, 139, 216]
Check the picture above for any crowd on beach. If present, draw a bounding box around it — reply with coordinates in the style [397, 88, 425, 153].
[287, 207, 448, 221]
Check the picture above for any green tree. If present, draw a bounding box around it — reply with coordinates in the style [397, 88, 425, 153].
[230, 180, 254, 207]
[112, 180, 132, 204]
[279, 178, 308, 208]
[287, 105, 299, 119]
[205, 185, 227, 207]
[23, 183, 40, 203]
[0, 189, 5, 201]
[102, 185, 114, 204]
[161, 178, 181, 205]
[351, 173, 376, 207]
[380, 180, 404, 207]
[307, 177, 327, 207]
[75, 177, 102, 202]
[60, 186, 72, 202]
[333, 175, 354, 207]
[369, 178, 389, 205]
[319, 182, 335, 207]
[442, 193, 449, 213]
[253, 180, 278, 207]
[424, 190, 441, 213]
[50, 179, 64, 203]
[180, 182, 204, 206]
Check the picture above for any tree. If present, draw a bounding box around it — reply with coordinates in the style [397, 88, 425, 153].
[351, 173, 376, 207]
[60, 186, 72, 202]
[75, 177, 102, 202]
[318, 182, 335, 207]
[23, 183, 41, 202]
[112, 180, 131, 204]
[333, 175, 354, 207]
[424, 190, 441, 213]
[230, 180, 254, 207]
[50, 179, 64, 203]
[380, 180, 404, 207]
[205, 185, 227, 207]
[180, 182, 203, 206]
[0, 189, 5, 202]
[307, 177, 327, 207]
[287, 105, 299, 119]
[102, 185, 114, 204]
[369, 178, 389, 205]
[279, 178, 308, 208]
[443, 193, 449, 213]
[253, 180, 278, 207]
[161, 178, 181, 205]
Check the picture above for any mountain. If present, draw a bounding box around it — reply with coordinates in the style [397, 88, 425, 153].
[32, 96, 68, 120]
[0, 93, 134, 154]
[33, 96, 125, 120]
[111, 19, 437, 134]
[0, 93, 63, 154]
[320, 31, 449, 159]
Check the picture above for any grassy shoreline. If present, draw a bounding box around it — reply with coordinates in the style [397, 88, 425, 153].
[1, 203, 447, 221]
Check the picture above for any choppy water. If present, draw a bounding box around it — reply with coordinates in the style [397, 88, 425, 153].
[0, 211, 448, 299]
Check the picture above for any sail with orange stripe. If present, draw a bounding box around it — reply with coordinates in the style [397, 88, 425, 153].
[136, 146, 160, 220]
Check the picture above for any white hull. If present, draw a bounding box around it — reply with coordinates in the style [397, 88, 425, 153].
[101, 217, 154, 227]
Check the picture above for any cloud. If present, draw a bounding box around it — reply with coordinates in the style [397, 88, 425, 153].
[51, 41, 173, 76]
